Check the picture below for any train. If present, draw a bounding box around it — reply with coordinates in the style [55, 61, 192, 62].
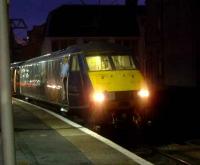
[11, 42, 151, 127]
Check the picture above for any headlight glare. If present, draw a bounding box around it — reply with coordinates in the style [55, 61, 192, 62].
[138, 89, 150, 98]
[92, 91, 105, 103]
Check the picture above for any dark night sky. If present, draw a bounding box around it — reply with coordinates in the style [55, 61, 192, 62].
[9, 0, 145, 39]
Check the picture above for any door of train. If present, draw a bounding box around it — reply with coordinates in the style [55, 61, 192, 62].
[13, 68, 20, 96]
[68, 54, 85, 109]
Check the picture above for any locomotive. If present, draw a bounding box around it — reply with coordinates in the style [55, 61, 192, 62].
[11, 42, 151, 127]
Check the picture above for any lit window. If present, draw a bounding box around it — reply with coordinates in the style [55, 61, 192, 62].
[86, 56, 112, 71]
[112, 55, 136, 70]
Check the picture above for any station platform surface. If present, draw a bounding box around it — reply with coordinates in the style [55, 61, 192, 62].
[0, 98, 153, 165]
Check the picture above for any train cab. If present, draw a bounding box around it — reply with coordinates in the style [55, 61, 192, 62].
[66, 43, 150, 126]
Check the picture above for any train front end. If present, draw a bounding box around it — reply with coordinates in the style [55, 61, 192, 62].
[84, 52, 151, 127]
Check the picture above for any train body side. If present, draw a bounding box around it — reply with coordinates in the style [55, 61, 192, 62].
[19, 56, 66, 105]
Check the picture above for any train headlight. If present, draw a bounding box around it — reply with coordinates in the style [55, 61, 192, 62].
[92, 91, 105, 103]
[137, 89, 150, 98]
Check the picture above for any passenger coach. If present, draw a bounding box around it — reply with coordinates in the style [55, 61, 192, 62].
[11, 42, 151, 126]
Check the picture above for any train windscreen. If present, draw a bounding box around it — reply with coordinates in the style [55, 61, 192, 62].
[111, 55, 136, 70]
[86, 55, 136, 71]
[86, 56, 112, 71]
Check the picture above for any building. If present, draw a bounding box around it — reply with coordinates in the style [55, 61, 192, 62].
[21, 24, 45, 61]
[145, 0, 200, 88]
[41, 3, 141, 63]
[13, 1, 147, 75]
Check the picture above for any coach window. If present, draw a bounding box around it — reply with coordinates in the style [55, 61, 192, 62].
[46, 60, 51, 82]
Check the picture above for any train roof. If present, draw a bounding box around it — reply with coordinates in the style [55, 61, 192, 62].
[10, 61, 24, 68]
[66, 42, 131, 54]
[22, 42, 132, 65]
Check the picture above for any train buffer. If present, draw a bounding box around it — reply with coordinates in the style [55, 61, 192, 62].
[0, 98, 153, 165]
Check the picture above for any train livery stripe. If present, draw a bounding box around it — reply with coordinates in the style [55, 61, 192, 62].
[14, 98, 153, 165]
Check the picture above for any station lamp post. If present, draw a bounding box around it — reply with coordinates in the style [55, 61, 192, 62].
[0, 0, 16, 164]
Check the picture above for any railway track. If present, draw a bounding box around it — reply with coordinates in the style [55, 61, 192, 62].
[132, 141, 200, 165]
[151, 147, 193, 165]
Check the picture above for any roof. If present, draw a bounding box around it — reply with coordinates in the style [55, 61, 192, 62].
[22, 42, 132, 64]
[45, 5, 139, 37]
[10, 61, 24, 68]
[66, 41, 131, 54]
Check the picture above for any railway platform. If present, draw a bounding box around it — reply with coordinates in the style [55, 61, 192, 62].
[0, 98, 152, 165]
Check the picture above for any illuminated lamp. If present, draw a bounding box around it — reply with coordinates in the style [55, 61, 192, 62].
[137, 89, 150, 98]
[92, 91, 105, 103]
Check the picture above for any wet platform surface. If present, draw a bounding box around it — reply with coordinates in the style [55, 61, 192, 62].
[0, 98, 152, 165]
